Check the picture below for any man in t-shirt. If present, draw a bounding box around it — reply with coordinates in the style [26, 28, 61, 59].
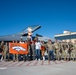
[35, 40, 41, 61]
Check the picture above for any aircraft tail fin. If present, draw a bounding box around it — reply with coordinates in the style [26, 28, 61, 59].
[20, 25, 41, 36]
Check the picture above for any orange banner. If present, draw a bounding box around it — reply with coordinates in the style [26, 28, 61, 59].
[9, 43, 28, 54]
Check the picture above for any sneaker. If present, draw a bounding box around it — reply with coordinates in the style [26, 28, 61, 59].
[43, 56, 45, 60]
[38, 59, 40, 61]
[1, 56, 3, 61]
[35, 59, 37, 61]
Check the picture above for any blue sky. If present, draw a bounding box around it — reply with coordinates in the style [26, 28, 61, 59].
[0, 0, 76, 39]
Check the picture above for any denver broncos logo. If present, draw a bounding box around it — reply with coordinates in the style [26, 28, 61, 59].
[12, 46, 26, 51]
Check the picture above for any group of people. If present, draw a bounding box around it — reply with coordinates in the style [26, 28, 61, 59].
[0, 38, 76, 62]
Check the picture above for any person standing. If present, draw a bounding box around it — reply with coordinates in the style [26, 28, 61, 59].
[12, 40, 16, 62]
[46, 40, 55, 61]
[0, 41, 4, 61]
[54, 40, 60, 60]
[3, 42, 8, 61]
[41, 41, 46, 60]
[35, 40, 41, 61]
[18, 39, 24, 61]
[27, 41, 33, 61]
[68, 41, 73, 60]
[31, 40, 35, 60]
[71, 40, 76, 61]
[12, 40, 19, 62]
[73, 40, 76, 61]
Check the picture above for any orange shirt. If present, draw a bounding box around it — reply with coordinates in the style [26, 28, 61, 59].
[41, 46, 45, 50]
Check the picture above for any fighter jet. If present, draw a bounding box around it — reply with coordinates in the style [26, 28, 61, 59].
[0, 25, 41, 41]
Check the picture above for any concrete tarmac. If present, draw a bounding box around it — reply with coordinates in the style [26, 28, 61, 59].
[0, 60, 76, 75]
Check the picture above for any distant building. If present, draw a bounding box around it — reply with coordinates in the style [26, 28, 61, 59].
[54, 30, 76, 43]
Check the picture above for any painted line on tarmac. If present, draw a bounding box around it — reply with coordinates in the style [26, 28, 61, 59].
[17, 62, 25, 66]
[60, 60, 67, 63]
[3, 61, 13, 66]
[0, 67, 7, 70]
[48, 60, 51, 65]
[1, 60, 69, 67]
[59, 60, 63, 63]
[53, 61, 58, 64]
[26, 61, 32, 66]
[9, 62, 19, 67]
[41, 60, 44, 65]
[33, 61, 38, 66]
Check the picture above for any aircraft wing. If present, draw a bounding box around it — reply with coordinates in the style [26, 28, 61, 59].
[0, 34, 27, 41]
[0, 25, 41, 41]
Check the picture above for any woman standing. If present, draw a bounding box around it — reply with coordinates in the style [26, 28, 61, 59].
[41, 41, 46, 60]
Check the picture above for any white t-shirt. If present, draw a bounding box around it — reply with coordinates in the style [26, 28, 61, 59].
[19, 41, 24, 44]
[35, 42, 41, 49]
